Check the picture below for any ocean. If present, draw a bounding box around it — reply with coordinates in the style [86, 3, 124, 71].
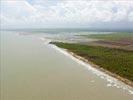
[0, 30, 133, 100]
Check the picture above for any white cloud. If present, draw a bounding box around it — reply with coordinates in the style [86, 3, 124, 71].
[128, 12, 133, 21]
[0, 0, 133, 29]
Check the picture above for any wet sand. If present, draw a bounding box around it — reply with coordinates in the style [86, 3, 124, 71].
[1, 31, 133, 100]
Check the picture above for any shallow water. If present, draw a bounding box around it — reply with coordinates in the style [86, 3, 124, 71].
[0, 31, 133, 100]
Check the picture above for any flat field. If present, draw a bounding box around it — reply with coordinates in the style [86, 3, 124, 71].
[82, 33, 133, 50]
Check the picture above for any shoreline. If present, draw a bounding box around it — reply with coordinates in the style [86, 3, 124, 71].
[49, 43, 133, 95]
[67, 49, 133, 87]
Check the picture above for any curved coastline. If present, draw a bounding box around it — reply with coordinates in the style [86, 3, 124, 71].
[49, 43, 133, 95]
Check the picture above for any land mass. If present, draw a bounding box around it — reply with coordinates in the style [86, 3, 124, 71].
[82, 32, 133, 51]
[50, 33, 133, 87]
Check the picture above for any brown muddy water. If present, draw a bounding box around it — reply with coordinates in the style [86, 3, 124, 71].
[0, 31, 133, 100]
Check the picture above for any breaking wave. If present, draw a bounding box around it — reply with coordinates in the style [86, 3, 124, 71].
[50, 44, 133, 95]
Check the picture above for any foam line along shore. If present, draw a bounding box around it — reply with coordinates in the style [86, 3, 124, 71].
[49, 42, 133, 95]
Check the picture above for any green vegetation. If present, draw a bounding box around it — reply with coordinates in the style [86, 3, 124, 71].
[87, 33, 133, 40]
[52, 42, 133, 82]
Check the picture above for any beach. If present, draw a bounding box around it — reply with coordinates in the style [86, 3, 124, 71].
[50, 43, 133, 93]
[1, 1, 133, 99]
[1, 31, 133, 100]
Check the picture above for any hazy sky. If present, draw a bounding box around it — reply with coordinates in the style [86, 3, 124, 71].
[1, 0, 133, 29]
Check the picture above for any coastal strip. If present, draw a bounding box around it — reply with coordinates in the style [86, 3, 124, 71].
[49, 43, 133, 95]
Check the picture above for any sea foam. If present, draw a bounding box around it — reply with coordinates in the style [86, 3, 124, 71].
[50, 44, 133, 95]
[39, 37, 51, 44]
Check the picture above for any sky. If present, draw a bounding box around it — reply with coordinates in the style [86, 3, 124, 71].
[0, 0, 133, 30]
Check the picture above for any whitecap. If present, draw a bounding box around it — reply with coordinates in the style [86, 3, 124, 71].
[50, 44, 133, 95]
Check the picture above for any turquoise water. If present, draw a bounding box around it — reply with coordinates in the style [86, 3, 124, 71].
[0, 31, 133, 100]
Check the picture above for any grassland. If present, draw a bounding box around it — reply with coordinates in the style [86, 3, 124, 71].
[88, 32, 133, 40]
[81, 32, 133, 51]
[51, 42, 133, 83]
